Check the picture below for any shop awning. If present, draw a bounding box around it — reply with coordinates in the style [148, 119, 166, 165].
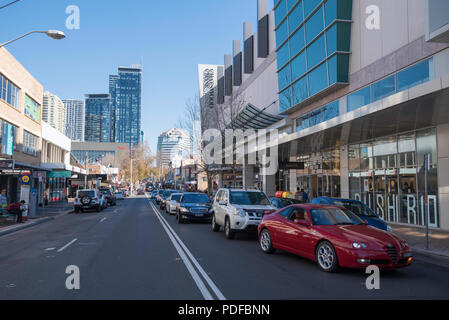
[226, 104, 285, 130]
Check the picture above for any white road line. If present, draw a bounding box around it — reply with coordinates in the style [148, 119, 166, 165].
[147, 197, 226, 300]
[149, 201, 213, 300]
[100, 217, 107, 223]
[57, 238, 78, 253]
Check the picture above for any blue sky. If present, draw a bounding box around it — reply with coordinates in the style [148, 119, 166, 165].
[1, 0, 273, 152]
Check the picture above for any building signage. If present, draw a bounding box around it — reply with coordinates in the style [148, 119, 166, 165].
[21, 174, 31, 186]
[1, 122, 14, 156]
[47, 171, 72, 179]
[198, 65, 219, 109]
[280, 162, 305, 170]
[0, 160, 14, 170]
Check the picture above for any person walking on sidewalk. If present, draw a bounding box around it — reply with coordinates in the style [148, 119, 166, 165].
[0, 189, 8, 216]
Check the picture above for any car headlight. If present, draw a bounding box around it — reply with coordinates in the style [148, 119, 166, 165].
[353, 242, 367, 249]
[234, 208, 247, 218]
[180, 207, 189, 213]
[401, 241, 409, 248]
[387, 225, 393, 233]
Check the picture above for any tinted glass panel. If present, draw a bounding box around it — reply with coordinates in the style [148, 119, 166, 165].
[292, 76, 309, 105]
[277, 42, 290, 69]
[296, 116, 309, 131]
[307, 34, 326, 70]
[290, 26, 305, 57]
[305, 6, 324, 43]
[328, 54, 337, 85]
[347, 86, 371, 112]
[275, 0, 288, 27]
[291, 51, 307, 81]
[278, 64, 291, 90]
[326, 23, 337, 56]
[280, 87, 292, 112]
[304, 0, 322, 18]
[372, 75, 396, 102]
[288, 1, 303, 32]
[322, 101, 339, 120]
[397, 59, 431, 92]
[324, 0, 337, 26]
[308, 62, 328, 96]
[287, 0, 299, 11]
[276, 19, 289, 48]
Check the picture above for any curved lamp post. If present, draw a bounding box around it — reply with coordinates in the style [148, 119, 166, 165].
[0, 30, 66, 48]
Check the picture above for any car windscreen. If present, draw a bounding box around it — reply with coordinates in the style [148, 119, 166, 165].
[115, 192, 123, 195]
[310, 208, 365, 226]
[171, 194, 182, 202]
[230, 192, 270, 206]
[78, 191, 95, 198]
[333, 200, 377, 218]
[181, 194, 210, 204]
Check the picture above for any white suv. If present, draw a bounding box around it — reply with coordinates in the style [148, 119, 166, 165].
[212, 188, 276, 239]
[74, 189, 103, 213]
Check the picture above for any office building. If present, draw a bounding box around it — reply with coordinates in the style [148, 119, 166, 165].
[110, 65, 142, 147]
[62, 99, 85, 142]
[84, 94, 112, 143]
[157, 128, 191, 168]
[205, 0, 449, 230]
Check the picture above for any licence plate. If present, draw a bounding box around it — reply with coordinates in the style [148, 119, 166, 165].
[195, 214, 204, 217]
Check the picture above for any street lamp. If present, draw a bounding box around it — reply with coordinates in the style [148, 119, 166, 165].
[0, 30, 66, 48]
[130, 159, 135, 195]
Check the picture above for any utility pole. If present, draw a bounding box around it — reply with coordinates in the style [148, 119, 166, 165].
[424, 154, 430, 250]
[84, 152, 88, 189]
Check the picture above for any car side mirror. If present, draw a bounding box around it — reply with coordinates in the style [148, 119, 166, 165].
[363, 220, 369, 225]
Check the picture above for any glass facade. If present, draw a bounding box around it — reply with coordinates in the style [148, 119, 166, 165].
[295, 149, 341, 199]
[348, 58, 434, 112]
[85, 95, 112, 143]
[72, 150, 115, 165]
[348, 129, 439, 228]
[0, 119, 17, 156]
[23, 130, 38, 156]
[274, 0, 353, 112]
[295, 100, 339, 131]
[0, 72, 20, 109]
[24, 94, 41, 122]
[113, 67, 142, 147]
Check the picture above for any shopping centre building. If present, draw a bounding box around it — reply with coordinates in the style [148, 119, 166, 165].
[201, 0, 449, 230]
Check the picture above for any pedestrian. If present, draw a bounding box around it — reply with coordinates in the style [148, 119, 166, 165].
[0, 189, 8, 215]
[7, 200, 26, 223]
[295, 187, 303, 202]
[300, 189, 309, 203]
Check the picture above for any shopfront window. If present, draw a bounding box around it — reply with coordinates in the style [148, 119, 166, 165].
[348, 130, 439, 228]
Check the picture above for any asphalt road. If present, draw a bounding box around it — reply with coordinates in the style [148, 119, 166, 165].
[0, 195, 448, 300]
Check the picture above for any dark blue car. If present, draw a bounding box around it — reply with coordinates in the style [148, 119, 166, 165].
[311, 197, 392, 232]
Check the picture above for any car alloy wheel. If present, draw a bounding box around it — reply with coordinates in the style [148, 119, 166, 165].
[316, 241, 338, 273]
[225, 218, 235, 240]
[260, 229, 275, 254]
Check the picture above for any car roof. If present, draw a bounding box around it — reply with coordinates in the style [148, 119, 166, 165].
[290, 203, 339, 210]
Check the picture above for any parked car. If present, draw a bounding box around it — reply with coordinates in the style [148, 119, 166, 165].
[176, 193, 213, 223]
[160, 190, 177, 210]
[166, 193, 183, 215]
[114, 191, 125, 200]
[137, 188, 145, 195]
[311, 197, 392, 232]
[155, 190, 164, 204]
[269, 197, 304, 209]
[258, 204, 413, 272]
[212, 189, 276, 239]
[74, 189, 103, 213]
[150, 190, 158, 199]
[100, 188, 117, 206]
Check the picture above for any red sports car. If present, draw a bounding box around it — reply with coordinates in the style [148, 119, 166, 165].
[258, 204, 413, 272]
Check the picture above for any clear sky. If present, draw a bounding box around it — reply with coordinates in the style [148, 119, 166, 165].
[1, 0, 273, 153]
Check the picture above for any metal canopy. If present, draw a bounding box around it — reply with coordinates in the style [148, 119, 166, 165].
[227, 104, 285, 130]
